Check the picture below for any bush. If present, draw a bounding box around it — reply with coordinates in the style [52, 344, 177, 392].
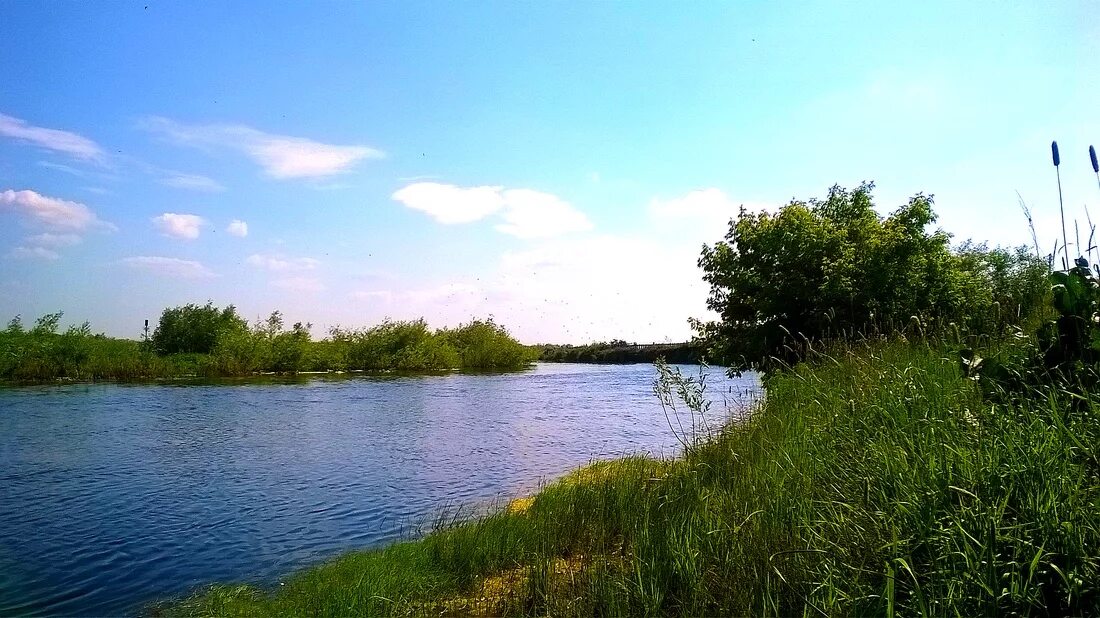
[329, 319, 459, 371]
[440, 319, 537, 369]
[696, 183, 1050, 370]
[151, 302, 248, 355]
[209, 311, 312, 375]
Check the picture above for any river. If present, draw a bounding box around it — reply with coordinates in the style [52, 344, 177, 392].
[0, 362, 759, 615]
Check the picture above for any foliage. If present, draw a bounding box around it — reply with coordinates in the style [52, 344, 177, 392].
[328, 319, 460, 371]
[653, 358, 713, 448]
[151, 302, 248, 355]
[0, 312, 194, 381]
[324, 318, 536, 372]
[966, 257, 1100, 398]
[695, 183, 1050, 370]
[206, 312, 312, 375]
[439, 318, 538, 369]
[539, 341, 701, 364]
[168, 341, 1100, 617]
[1041, 257, 1100, 373]
[1, 310, 533, 382]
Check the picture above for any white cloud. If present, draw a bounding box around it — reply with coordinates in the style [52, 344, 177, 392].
[340, 233, 710, 344]
[7, 233, 82, 261]
[392, 182, 506, 224]
[271, 277, 325, 293]
[392, 182, 593, 238]
[0, 113, 103, 161]
[120, 256, 217, 279]
[0, 189, 115, 231]
[26, 233, 81, 248]
[141, 116, 384, 179]
[160, 172, 224, 192]
[490, 234, 713, 343]
[350, 189, 775, 343]
[152, 213, 207, 240]
[495, 189, 594, 239]
[649, 188, 773, 229]
[246, 253, 320, 272]
[226, 219, 248, 237]
[7, 246, 60, 261]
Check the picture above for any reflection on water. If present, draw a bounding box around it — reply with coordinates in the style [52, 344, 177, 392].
[0, 363, 759, 616]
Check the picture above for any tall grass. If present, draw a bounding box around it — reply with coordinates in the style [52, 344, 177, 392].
[167, 339, 1099, 616]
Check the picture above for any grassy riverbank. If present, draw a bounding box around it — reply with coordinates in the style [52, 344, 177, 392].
[168, 339, 1099, 616]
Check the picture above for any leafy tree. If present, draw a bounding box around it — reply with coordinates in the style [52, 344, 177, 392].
[151, 302, 247, 355]
[695, 183, 1048, 370]
[440, 318, 536, 369]
[208, 311, 313, 374]
[330, 319, 459, 371]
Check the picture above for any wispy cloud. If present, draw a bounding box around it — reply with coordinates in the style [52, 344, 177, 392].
[159, 171, 225, 192]
[392, 182, 593, 238]
[26, 232, 82, 248]
[649, 188, 772, 230]
[0, 189, 116, 232]
[7, 246, 61, 261]
[0, 113, 103, 161]
[37, 160, 119, 181]
[246, 253, 320, 272]
[226, 219, 248, 237]
[152, 213, 208, 240]
[120, 256, 217, 279]
[7, 232, 83, 262]
[271, 276, 326, 293]
[141, 116, 385, 179]
[351, 290, 395, 303]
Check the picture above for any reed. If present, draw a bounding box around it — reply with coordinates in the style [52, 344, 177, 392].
[1091, 145, 1100, 194]
[1053, 140, 1069, 268]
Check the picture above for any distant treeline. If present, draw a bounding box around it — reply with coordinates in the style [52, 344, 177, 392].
[0, 305, 537, 383]
[538, 340, 702, 364]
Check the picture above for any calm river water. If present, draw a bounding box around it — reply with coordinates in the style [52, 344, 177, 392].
[0, 363, 759, 616]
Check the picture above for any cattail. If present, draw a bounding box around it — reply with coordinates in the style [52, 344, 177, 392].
[1092, 145, 1100, 195]
[1053, 140, 1069, 267]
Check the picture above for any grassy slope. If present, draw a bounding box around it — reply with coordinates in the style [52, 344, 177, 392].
[168, 341, 1099, 616]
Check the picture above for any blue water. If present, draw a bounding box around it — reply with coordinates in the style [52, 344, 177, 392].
[0, 363, 759, 616]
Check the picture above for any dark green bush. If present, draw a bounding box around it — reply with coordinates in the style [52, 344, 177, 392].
[151, 302, 248, 355]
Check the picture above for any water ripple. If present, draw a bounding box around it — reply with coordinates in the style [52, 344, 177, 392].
[0, 363, 759, 616]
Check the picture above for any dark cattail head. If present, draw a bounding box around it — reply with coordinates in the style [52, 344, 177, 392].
[1052, 141, 1061, 167]
[1091, 145, 1099, 173]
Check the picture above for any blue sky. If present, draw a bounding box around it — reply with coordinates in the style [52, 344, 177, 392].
[1, 1, 1098, 343]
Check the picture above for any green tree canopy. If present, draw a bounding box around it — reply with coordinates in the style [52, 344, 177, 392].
[695, 183, 1047, 370]
[151, 302, 247, 355]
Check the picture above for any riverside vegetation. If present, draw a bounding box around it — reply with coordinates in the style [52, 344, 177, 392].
[0, 307, 694, 383]
[167, 182, 1099, 616]
[0, 310, 538, 382]
[538, 341, 702, 364]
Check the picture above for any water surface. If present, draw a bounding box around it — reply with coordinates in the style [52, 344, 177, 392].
[0, 363, 759, 616]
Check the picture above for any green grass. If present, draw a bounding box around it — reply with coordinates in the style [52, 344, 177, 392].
[166, 339, 1100, 616]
